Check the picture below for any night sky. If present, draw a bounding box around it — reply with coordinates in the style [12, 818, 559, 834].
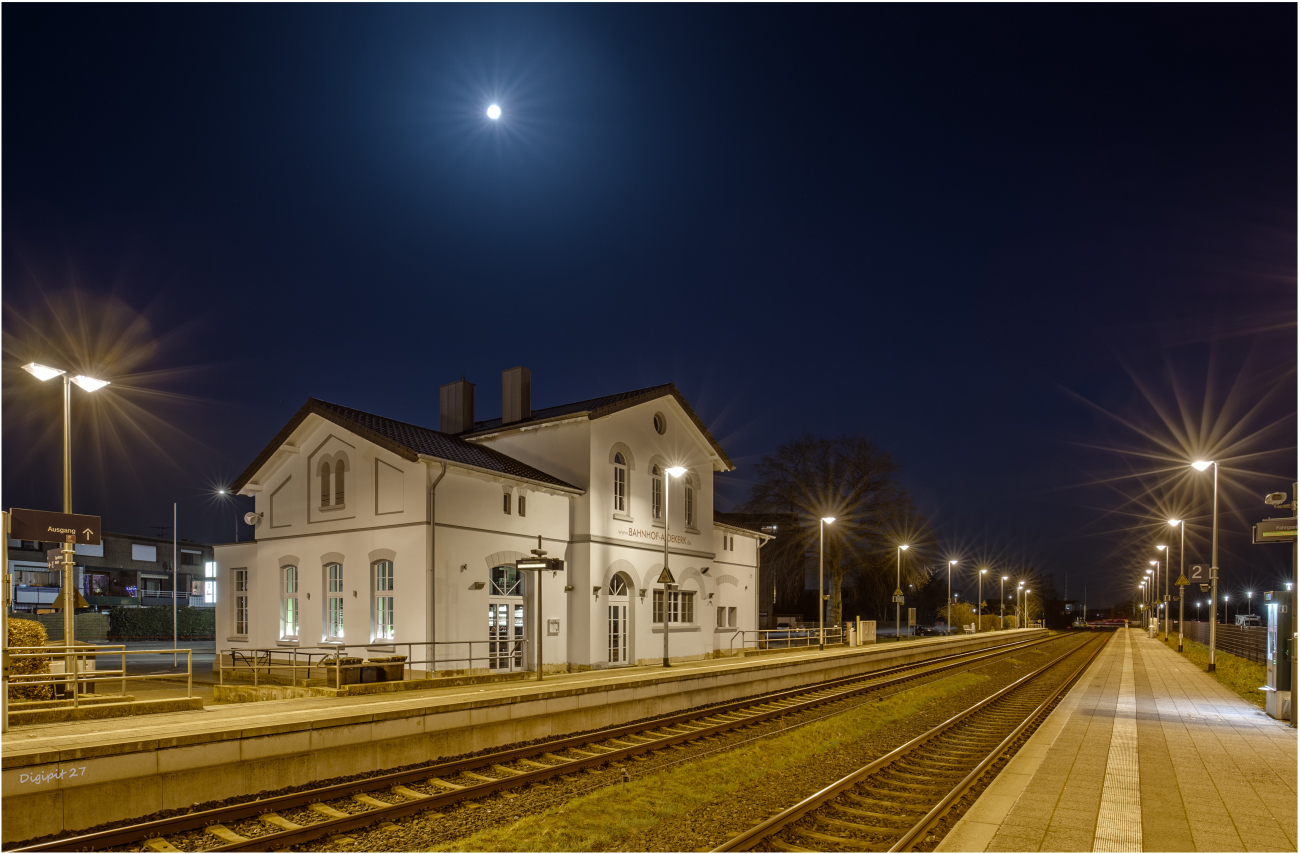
[3, 5, 1295, 609]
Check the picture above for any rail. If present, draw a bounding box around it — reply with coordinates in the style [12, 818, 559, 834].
[1179, 620, 1266, 663]
[4, 645, 193, 723]
[218, 637, 531, 690]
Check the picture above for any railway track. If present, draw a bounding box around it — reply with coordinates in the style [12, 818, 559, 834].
[13, 632, 1065, 853]
[712, 631, 1110, 853]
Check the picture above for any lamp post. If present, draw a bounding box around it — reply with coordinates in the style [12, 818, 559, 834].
[1192, 460, 1220, 670]
[1156, 545, 1169, 639]
[818, 517, 836, 649]
[1150, 560, 1160, 633]
[895, 543, 908, 641]
[217, 489, 240, 543]
[1224, 594, 1231, 623]
[1247, 590, 1253, 616]
[1000, 576, 1007, 630]
[662, 466, 687, 666]
[978, 569, 987, 632]
[948, 560, 957, 633]
[22, 362, 110, 696]
[1024, 588, 1032, 628]
[1169, 519, 1185, 650]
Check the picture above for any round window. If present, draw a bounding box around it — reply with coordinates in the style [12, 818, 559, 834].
[653, 412, 667, 435]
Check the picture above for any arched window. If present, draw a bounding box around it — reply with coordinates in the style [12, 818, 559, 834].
[373, 560, 394, 641]
[325, 563, 344, 640]
[609, 575, 628, 596]
[613, 452, 627, 513]
[319, 454, 350, 510]
[320, 462, 331, 508]
[684, 482, 695, 528]
[651, 465, 663, 521]
[490, 565, 525, 596]
[335, 461, 346, 506]
[281, 565, 299, 639]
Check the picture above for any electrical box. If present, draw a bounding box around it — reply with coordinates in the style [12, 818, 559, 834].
[1264, 590, 1292, 721]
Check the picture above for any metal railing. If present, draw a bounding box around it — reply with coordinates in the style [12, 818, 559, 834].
[727, 626, 846, 653]
[5, 645, 193, 723]
[218, 638, 532, 690]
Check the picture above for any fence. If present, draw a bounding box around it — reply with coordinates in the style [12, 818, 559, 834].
[725, 626, 849, 653]
[218, 637, 532, 689]
[1178, 620, 1266, 663]
[4, 645, 193, 724]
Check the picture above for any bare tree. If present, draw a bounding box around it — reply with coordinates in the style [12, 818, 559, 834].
[742, 435, 927, 625]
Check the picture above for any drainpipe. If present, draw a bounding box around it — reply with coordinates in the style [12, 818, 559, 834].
[427, 462, 447, 676]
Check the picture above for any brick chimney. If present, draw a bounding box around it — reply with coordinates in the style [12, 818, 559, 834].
[439, 379, 475, 433]
[501, 366, 531, 425]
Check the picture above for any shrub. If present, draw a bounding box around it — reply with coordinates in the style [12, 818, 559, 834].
[8, 619, 53, 701]
[107, 606, 215, 640]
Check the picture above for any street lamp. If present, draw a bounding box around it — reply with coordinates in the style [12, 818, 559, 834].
[1156, 545, 1169, 639]
[662, 466, 687, 667]
[22, 361, 110, 689]
[1017, 580, 1024, 628]
[1169, 519, 1186, 650]
[1192, 460, 1220, 670]
[1247, 590, 1253, 616]
[1024, 588, 1032, 627]
[818, 516, 836, 650]
[1150, 561, 1159, 632]
[978, 569, 987, 632]
[1224, 594, 1230, 623]
[948, 560, 957, 633]
[1000, 576, 1007, 630]
[895, 543, 908, 641]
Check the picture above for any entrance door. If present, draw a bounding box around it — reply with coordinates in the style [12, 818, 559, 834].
[488, 565, 525, 671]
[488, 602, 525, 671]
[607, 576, 630, 665]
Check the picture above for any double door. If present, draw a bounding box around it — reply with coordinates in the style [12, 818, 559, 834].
[608, 598, 629, 665]
[489, 600, 525, 671]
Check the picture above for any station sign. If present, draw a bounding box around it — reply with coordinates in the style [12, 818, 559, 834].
[9, 508, 101, 545]
[1252, 518, 1297, 544]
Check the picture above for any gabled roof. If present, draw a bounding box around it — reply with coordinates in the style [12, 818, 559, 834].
[464, 382, 734, 470]
[231, 399, 582, 495]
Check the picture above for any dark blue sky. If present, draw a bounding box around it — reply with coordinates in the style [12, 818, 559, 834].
[3, 4, 1295, 606]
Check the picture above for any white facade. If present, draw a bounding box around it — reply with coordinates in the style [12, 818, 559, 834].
[215, 383, 767, 672]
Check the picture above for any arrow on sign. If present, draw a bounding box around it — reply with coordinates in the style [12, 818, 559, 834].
[83, 528, 94, 538]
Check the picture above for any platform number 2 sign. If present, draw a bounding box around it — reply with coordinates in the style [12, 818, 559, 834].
[1190, 565, 1204, 579]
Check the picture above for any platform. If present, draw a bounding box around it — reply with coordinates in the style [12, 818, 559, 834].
[1, 628, 1044, 843]
[939, 628, 1297, 853]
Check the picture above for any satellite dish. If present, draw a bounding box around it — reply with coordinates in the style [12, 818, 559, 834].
[244, 512, 262, 526]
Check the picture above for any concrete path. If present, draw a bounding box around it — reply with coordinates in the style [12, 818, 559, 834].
[939, 628, 1297, 853]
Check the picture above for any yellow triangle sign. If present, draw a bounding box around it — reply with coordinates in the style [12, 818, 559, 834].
[51, 588, 90, 609]
[657, 567, 675, 585]
[1176, 575, 1190, 586]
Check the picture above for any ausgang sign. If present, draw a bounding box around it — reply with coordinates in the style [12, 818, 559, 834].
[9, 508, 102, 545]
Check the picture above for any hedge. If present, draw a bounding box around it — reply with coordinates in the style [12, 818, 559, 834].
[107, 606, 215, 640]
[8, 618, 54, 700]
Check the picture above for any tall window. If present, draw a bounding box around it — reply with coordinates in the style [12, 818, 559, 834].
[281, 565, 299, 639]
[653, 590, 695, 624]
[326, 563, 344, 639]
[320, 455, 348, 509]
[374, 560, 394, 640]
[503, 492, 512, 514]
[233, 569, 249, 636]
[684, 484, 695, 527]
[651, 465, 663, 520]
[518, 494, 526, 517]
[613, 453, 627, 512]
[204, 561, 217, 604]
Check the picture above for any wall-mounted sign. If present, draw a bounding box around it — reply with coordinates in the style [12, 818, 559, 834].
[623, 527, 692, 546]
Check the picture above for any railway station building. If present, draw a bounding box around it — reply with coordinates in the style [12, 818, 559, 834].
[215, 370, 769, 672]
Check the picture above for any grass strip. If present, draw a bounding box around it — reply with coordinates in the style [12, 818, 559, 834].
[1157, 632, 1265, 707]
[429, 670, 989, 852]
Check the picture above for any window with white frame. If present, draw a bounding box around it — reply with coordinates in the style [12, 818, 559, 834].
[374, 560, 394, 641]
[490, 565, 525, 596]
[653, 589, 695, 624]
[281, 565, 299, 639]
[204, 561, 217, 604]
[613, 453, 627, 513]
[684, 483, 695, 528]
[325, 563, 344, 640]
[233, 569, 249, 636]
[651, 465, 663, 520]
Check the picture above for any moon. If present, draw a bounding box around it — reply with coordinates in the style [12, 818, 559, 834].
[487, 104, 501, 120]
